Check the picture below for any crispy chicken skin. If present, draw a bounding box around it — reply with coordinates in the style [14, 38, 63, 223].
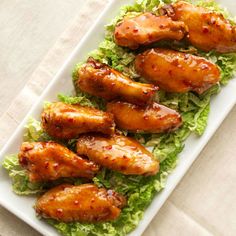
[77, 133, 159, 176]
[161, 1, 236, 53]
[107, 101, 182, 133]
[41, 102, 115, 139]
[35, 184, 126, 222]
[76, 57, 158, 106]
[135, 48, 220, 94]
[114, 13, 187, 49]
[19, 142, 99, 182]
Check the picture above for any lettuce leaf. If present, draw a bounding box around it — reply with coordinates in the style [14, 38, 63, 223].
[2, 154, 45, 195]
[23, 117, 50, 142]
[58, 93, 95, 108]
[2, 117, 52, 195]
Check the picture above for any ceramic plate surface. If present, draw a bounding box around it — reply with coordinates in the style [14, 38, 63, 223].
[0, 1, 235, 235]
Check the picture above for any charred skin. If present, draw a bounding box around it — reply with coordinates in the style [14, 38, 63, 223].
[135, 48, 220, 94]
[161, 1, 236, 53]
[77, 133, 159, 176]
[18, 142, 99, 182]
[114, 13, 188, 49]
[41, 102, 115, 139]
[35, 184, 126, 222]
[107, 101, 182, 133]
[76, 57, 158, 106]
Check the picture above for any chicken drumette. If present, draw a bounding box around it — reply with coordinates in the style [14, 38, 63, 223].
[135, 48, 220, 94]
[77, 133, 159, 176]
[75, 57, 158, 106]
[35, 184, 126, 222]
[19, 142, 99, 182]
[41, 102, 115, 139]
[161, 1, 236, 53]
[107, 101, 182, 133]
[114, 13, 187, 49]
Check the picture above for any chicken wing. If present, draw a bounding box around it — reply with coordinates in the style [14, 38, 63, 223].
[107, 101, 182, 133]
[77, 133, 159, 176]
[41, 102, 115, 139]
[114, 13, 187, 49]
[161, 1, 236, 53]
[75, 57, 158, 106]
[35, 184, 126, 222]
[19, 142, 99, 182]
[135, 48, 220, 94]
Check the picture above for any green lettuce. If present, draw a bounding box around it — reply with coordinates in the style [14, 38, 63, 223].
[2, 117, 85, 195]
[2, 154, 45, 195]
[2, 117, 52, 195]
[58, 93, 95, 108]
[2, 0, 236, 235]
[23, 117, 50, 142]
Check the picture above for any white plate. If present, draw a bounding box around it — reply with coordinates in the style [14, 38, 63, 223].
[0, 0, 235, 235]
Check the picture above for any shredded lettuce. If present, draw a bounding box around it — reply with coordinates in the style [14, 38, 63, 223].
[2, 154, 45, 195]
[2, 0, 236, 235]
[58, 93, 95, 108]
[23, 117, 50, 142]
[2, 118, 52, 195]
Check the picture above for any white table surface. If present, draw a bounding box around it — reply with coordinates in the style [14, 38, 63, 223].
[1, 1, 236, 236]
[0, 1, 86, 235]
[0, 0, 86, 113]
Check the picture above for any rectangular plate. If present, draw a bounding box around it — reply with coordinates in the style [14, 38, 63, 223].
[0, 0, 235, 235]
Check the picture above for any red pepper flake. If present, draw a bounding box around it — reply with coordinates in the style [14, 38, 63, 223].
[184, 54, 190, 60]
[74, 200, 79, 205]
[56, 209, 63, 215]
[44, 162, 49, 169]
[202, 26, 209, 33]
[171, 59, 179, 67]
[133, 29, 139, 33]
[53, 163, 59, 170]
[143, 115, 149, 120]
[201, 64, 209, 70]
[105, 145, 112, 150]
[210, 18, 216, 25]
[19, 157, 28, 166]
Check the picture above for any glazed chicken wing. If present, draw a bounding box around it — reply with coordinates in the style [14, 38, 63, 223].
[77, 133, 159, 176]
[161, 1, 236, 53]
[114, 13, 187, 49]
[19, 142, 99, 182]
[35, 184, 126, 222]
[41, 102, 115, 139]
[107, 101, 182, 133]
[75, 57, 158, 106]
[135, 48, 220, 94]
